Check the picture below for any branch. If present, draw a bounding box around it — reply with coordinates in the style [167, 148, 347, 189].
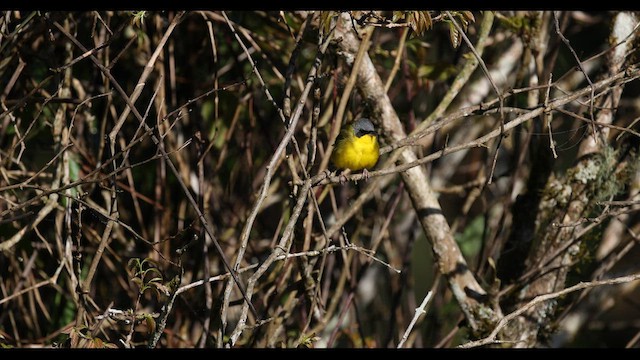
[307, 11, 495, 252]
[217, 10, 318, 331]
[223, 18, 335, 345]
[459, 273, 640, 348]
[45, 12, 260, 323]
[333, 11, 493, 331]
[397, 291, 433, 348]
[311, 65, 638, 187]
[553, 11, 598, 144]
[175, 244, 400, 297]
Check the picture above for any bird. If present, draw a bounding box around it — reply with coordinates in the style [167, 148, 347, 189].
[330, 118, 380, 181]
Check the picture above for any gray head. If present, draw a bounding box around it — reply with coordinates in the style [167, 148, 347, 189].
[352, 118, 377, 138]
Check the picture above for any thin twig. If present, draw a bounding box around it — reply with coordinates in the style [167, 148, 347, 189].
[553, 11, 598, 144]
[384, 27, 409, 92]
[107, 12, 185, 140]
[446, 11, 505, 185]
[0, 261, 64, 306]
[397, 291, 433, 348]
[555, 108, 640, 139]
[545, 73, 558, 158]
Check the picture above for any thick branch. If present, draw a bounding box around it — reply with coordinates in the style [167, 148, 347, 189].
[502, 11, 639, 347]
[333, 12, 495, 331]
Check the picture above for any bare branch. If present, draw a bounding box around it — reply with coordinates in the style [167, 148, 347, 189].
[460, 273, 640, 348]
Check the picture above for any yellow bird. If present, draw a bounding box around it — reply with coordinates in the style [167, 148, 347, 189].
[331, 118, 380, 178]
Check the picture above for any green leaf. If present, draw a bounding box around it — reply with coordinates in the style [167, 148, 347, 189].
[143, 267, 163, 280]
[127, 258, 142, 272]
[145, 314, 156, 334]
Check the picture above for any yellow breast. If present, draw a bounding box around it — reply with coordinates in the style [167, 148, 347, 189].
[331, 133, 380, 171]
